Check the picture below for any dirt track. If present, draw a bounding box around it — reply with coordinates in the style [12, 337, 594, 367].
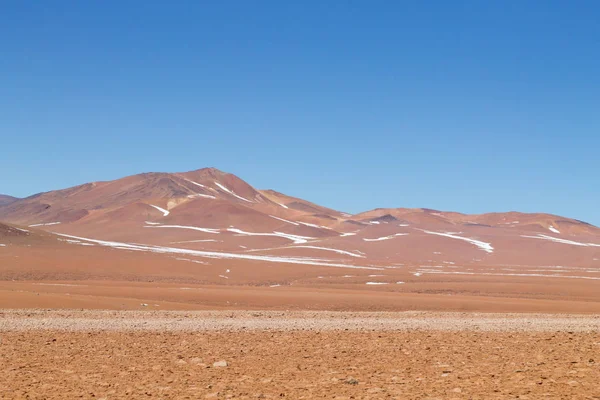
[2, 311, 600, 399]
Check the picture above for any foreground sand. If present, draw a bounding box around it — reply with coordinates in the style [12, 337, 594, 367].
[2, 311, 600, 399]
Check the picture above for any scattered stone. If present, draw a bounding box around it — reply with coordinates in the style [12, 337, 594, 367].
[213, 360, 228, 368]
[345, 377, 359, 385]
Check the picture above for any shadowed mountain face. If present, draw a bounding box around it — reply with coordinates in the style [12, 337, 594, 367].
[0, 167, 599, 283]
[0, 195, 18, 207]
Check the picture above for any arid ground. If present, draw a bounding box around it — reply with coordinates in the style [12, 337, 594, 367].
[1, 311, 600, 399]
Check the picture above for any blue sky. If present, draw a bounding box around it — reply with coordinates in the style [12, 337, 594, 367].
[2, 1, 599, 224]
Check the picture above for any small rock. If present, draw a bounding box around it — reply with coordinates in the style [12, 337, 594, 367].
[452, 388, 462, 393]
[213, 360, 228, 368]
[345, 377, 359, 385]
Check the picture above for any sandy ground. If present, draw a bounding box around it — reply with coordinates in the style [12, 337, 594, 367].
[1, 311, 600, 399]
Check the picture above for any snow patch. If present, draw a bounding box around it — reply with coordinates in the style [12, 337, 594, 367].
[297, 221, 331, 230]
[521, 234, 600, 247]
[170, 239, 220, 244]
[419, 229, 494, 253]
[29, 222, 61, 227]
[188, 193, 216, 199]
[53, 233, 384, 270]
[145, 225, 220, 234]
[363, 233, 409, 242]
[149, 204, 170, 217]
[175, 257, 207, 265]
[269, 215, 299, 226]
[548, 226, 560, 234]
[214, 182, 252, 203]
[287, 245, 365, 258]
[227, 227, 314, 244]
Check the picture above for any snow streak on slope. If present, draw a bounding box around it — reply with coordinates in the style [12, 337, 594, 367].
[227, 228, 313, 244]
[286, 246, 365, 258]
[363, 233, 409, 242]
[183, 178, 206, 188]
[269, 215, 299, 226]
[418, 229, 494, 253]
[188, 193, 216, 199]
[53, 234, 383, 270]
[549, 226, 561, 234]
[29, 222, 61, 227]
[144, 225, 220, 234]
[298, 221, 331, 230]
[149, 204, 170, 217]
[214, 182, 252, 203]
[521, 234, 600, 247]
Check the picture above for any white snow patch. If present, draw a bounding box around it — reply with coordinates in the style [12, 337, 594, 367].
[269, 215, 299, 226]
[218, 275, 229, 279]
[396, 281, 405, 284]
[183, 178, 206, 188]
[29, 222, 61, 227]
[297, 221, 331, 230]
[368, 274, 385, 277]
[170, 239, 220, 244]
[287, 246, 365, 258]
[419, 229, 494, 253]
[149, 204, 170, 217]
[14, 228, 29, 233]
[342, 275, 354, 278]
[175, 257, 207, 264]
[53, 233, 383, 270]
[0, 244, 6, 247]
[413, 272, 422, 277]
[398, 224, 410, 227]
[548, 226, 561, 234]
[188, 193, 216, 199]
[214, 182, 252, 203]
[145, 221, 162, 225]
[340, 232, 357, 237]
[145, 225, 220, 234]
[521, 234, 600, 247]
[368, 221, 380, 225]
[366, 282, 389, 285]
[269, 284, 281, 287]
[227, 228, 314, 244]
[275, 202, 289, 209]
[363, 233, 409, 242]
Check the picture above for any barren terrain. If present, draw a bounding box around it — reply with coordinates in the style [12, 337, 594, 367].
[1, 311, 599, 399]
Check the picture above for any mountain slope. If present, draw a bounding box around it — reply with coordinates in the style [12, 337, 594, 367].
[0, 195, 17, 207]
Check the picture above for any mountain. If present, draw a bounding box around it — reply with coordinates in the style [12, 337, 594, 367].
[1, 167, 599, 306]
[0, 195, 17, 207]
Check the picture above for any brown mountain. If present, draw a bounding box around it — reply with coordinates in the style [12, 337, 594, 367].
[1, 167, 600, 312]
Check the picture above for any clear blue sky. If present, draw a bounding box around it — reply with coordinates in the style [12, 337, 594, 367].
[1, 1, 599, 225]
